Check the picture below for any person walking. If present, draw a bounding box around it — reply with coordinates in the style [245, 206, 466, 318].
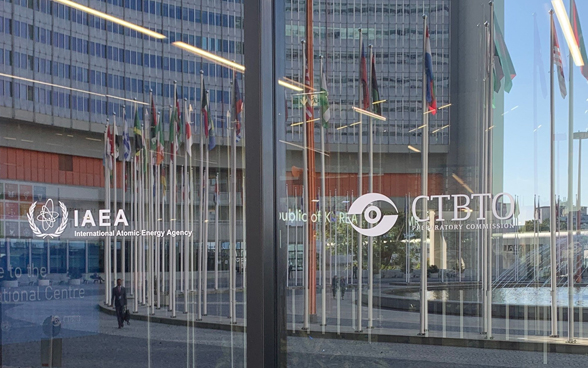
[111, 278, 127, 329]
[339, 276, 346, 300]
[331, 275, 339, 299]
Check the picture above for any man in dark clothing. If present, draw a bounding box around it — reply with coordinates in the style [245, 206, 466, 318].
[111, 278, 127, 329]
[331, 275, 339, 299]
[339, 276, 346, 300]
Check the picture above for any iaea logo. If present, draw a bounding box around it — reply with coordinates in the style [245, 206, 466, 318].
[27, 199, 69, 239]
[347, 193, 398, 237]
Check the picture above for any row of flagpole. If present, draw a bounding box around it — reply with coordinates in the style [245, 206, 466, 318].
[101, 72, 244, 321]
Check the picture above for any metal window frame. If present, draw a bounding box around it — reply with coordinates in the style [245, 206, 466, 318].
[244, 0, 287, 366]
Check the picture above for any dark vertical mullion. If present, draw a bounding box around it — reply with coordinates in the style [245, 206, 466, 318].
[244, 0, 282, 367]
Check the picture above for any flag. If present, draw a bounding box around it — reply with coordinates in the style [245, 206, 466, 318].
[371, 52, 381, 115]
[123, 113, 131, 161]
[552, 19, 567, 98]
[319, 62, 330, 128]
[514, 197, 520, 218]
[103, 125, 112, 171]
[170, 98, 180, 161]
[360, 41, 369, 110]
[493, 15, 516, 93]
[234, 75, 243, 142]
[185, 104, 193, 156]
[572, 0, 588, 81]
[201, 81, 216, 150]
[112, 120, 119, 161]
[150, 95, 164, 165]
[304, 47, 314, 123]
[425, 26, 437, 114]
[133, 107, 143, 156]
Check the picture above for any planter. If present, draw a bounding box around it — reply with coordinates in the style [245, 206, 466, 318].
[69, 279, 81, 285]
[38, 279, 50, 286]
[2, 280, 19, 288]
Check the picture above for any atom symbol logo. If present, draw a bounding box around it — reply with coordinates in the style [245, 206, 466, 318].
[36, 199, 60, 231]
[27, 200, 69, 239]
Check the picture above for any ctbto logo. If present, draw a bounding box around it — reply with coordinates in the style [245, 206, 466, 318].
[348, 192, 516, 237]
[347, 193, 399, 237]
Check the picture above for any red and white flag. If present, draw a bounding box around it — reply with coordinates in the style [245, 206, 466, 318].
[552, 20, 567, 98]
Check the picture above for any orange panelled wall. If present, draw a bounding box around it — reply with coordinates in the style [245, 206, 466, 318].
[286, 173, 444, 198]
[0, 147, 122, 188]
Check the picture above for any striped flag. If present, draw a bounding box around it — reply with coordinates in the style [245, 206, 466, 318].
[360, 41, 369, 110]
[493, 14, 516, 93]
[319, 62, 330, 128]
[425, 26, 437, 114]
[169, 97, 180, 161]
[185, 104, 193, 156]
[103, 124, 112, 171]
[123, 112, 131, 161]
[133, 107, 144, 157]
[571, 0, 588, 81]
[304, 47, 314, 123]
[552, 19, 567, 98]
[234, 75, 243, 142]
[201, 81, 216, 150]
[371, 52, 381, 115]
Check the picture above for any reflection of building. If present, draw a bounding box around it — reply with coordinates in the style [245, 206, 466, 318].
[1, 0, 505, 280]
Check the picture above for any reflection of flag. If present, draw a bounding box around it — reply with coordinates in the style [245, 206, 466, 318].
[150, 95, 164, 165]
[304, 47, 314, 122]
[494, 14, 516, 93]
[514, 197, 520, 218]
[103, 125, 112, 170]
[113, 120, 119, 160]
[572, 0, 588, 81]
[360, 41, 369, 110]
[123, 114, 131, 161]
[185, 104, 193, 156]
[201, 81, 216, 150]
[424, 26, 437, 114]
[552, 19, 567, 98]
[319, 63, 330, 128]
[234, 75, 243, 142]
[170, 97, 180, 161]
[371, 52, 381, 115]
[133, 108, 143, 156]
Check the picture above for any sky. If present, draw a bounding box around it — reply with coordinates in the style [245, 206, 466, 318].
[501, 0, 588, 222]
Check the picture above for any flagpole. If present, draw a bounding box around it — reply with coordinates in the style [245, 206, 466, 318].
[184, 98, 190, 314]
[133, 102, 139, 313]
[172, 93, 178, 319]
[214, 171, 219, 290]
[549, 10, 559, 338]
[301, 39, 310, 331]
[203, 116, 210, 317]
[149, 112, 155, 315]
[197, 71, 204, 321]
[567, 0, 575, 341]
[156, 147, 161, 310]
[356, 28, 364, 333]
[104, 122, 111, 306]
[113, 112, 119, 291]
[485, 5, 495, 339]
[320, 55, 327, 327]
[419, 15, 429, 337]
[122, 106, 127, 289]
[228, 117, 234, 319]
[367, 44, 374, 330]
[231, 97, 238, 324]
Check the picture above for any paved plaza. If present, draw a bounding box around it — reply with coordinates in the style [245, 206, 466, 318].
[3, 277, 588, 367]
